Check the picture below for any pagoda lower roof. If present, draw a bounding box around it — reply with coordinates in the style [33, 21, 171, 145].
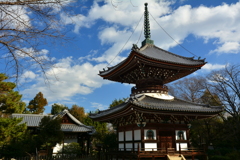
[99, 44, 206, 81]
[89, 94, 223, 120]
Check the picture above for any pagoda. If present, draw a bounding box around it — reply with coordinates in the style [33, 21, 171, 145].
[90, 3, 222, 159]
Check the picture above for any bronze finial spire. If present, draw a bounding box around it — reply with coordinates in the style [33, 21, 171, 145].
[144, 3, 150, 39]
[142, 3, 154, 47]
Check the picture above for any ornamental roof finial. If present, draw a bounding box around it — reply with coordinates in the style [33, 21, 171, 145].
[144, 3, 150, 39]
[142, 3, 154, 47]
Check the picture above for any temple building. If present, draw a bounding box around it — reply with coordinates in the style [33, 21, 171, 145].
[90, 3, 223, 159]
[12, 109, 94, 155]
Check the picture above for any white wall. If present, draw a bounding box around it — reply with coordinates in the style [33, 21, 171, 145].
[144, 143, 157, 151]
[176, 143, 188, 151]
[52, 143, 63, 154]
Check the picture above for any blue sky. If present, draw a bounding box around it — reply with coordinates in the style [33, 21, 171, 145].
[6, 0, 240, 114]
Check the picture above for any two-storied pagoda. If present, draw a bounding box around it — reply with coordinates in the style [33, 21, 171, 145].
[90, 3, 222, 159]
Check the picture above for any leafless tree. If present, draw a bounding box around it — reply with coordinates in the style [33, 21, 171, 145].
[0, 0, 72, 81]
[207, 64, 240, 118]
[168, 76, 206, 102]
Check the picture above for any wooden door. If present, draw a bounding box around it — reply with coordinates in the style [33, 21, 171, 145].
[160, 136, 172, 149]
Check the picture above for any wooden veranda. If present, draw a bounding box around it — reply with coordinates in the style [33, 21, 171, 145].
[103, 147, 207, 160]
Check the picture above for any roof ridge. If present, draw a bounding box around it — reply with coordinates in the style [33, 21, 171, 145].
[141, 44, 206, 62]
[12, 114, 47, 116]
[173, 97, 208, 106]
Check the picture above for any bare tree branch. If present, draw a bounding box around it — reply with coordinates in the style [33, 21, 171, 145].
[0, 0, 73, 82]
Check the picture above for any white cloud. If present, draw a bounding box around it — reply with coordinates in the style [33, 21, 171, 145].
[210, 42, 240, 54]
[21, 57, 111, 102]
[63, 0, 240, 59]
[90, 102, 108, 110]
[202, 63, 226, 71]
[19, 71, 37, 83]
[15, 48, 50, 61]
[60, 11, 95, 34]
[2, 5, 31, 30]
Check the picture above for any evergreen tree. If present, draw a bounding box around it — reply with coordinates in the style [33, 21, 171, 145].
[38, 116, 64, 151]
[0, 73, 26, 114]
[27, 92, 47, 114]
[0, 117, 27, 146]
[200, 90, 222, 106]
[69, 104, 85, 122]
[51, 103, 68, 115]
[109, 98, 127, 108]
[84, 115, 108, 144]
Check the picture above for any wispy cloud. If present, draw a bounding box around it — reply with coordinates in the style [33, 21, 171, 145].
[20, 57, 111, 103]
[202, 63, 226, 71]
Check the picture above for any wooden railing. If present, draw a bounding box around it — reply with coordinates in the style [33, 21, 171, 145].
[180, 154, 186, 160]
[104, 147, 205, 160]
[166, 154, 171, 160]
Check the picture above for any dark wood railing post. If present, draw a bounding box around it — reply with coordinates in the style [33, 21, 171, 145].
[179, 143, 181, 156]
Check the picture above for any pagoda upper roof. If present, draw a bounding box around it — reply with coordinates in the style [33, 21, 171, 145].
[99, 44, 206, 84]
[89, 94, 223, 121]
[137, 44, 205, 66]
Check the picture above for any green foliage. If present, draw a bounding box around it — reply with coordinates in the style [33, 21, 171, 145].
[200, 90, 222, 106]
[0, 117, 27, 146]
[84, 114, 108, 144]
[190, 117, 222, 149]
[102, 132, 117, 148]
[69, 104, 85, 122]
[38, 116, 64, 150]
[209, 155, 230, 160]
[27, 92, 48, 114]
[0, 73, 26, 114]
[58, 142, 82, 157]
[0, 132, 38, 157]
[51, 103, 68, 115]
[109, 98, 127, 108]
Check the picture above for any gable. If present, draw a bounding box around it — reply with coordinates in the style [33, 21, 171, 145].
[61, 114, 76, 124]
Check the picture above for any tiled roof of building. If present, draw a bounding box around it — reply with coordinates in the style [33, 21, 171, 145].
[132, 95, 222, 112]
[12, 110, 94, 133]
[61, 124, 92, 132]
[11, 114, 48, 127]
[90, 94, 223, 119]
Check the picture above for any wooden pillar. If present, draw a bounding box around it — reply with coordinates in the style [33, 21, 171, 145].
[132, 126, 135, 151]
[173, 123, 176, 150]
[187, 124, 190, 149]
[117, 125, 119, 151]
[141, 127, 144, 151]
[171, 127, 174, 149]
[179, 143, 181, 156]
[156, 127, 160, 150]
[124, 129, 126, 151]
